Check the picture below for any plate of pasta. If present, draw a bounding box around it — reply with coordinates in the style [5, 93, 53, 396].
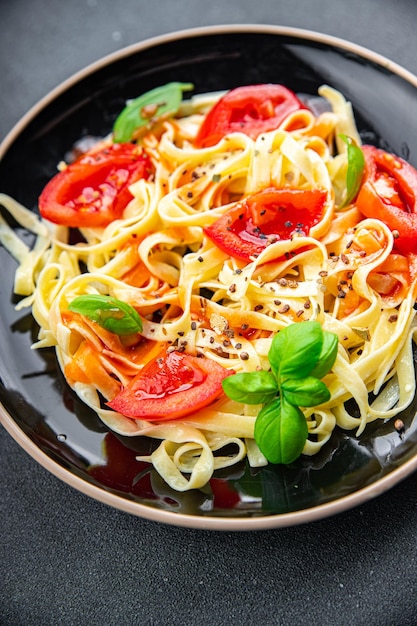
[1, 25, 417, 530]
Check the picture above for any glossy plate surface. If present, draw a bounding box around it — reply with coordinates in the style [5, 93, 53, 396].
[1, 25, 417, 530]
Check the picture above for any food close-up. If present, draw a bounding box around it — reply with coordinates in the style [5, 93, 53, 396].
[2, 77, 417, 498]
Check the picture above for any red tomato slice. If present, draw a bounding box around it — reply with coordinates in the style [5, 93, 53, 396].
[39, 143, 153, 228]
[194, 84, 306, 148]
[356, 145, 417, 255]
[107, 350, 234, 421]
[204, 187, 327, 261]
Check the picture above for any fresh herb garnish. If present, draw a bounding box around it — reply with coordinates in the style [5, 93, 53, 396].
[339, 134, 365, 207]
[68, 294, 143, 335]
[222, 370, 278, 406]
[255, 397, 308, 465]
[113, 82, 194, 143]
[222, 321, 338, 464]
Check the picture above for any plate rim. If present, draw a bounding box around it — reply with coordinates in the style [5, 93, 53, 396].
[3, 406, 417, 530]
[2, 23, 417, 154]
[2, 23, 417, 530]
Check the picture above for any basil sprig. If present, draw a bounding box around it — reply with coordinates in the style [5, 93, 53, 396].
[339, 134, 365, 207]
[255, 397, 308, 465]
[68, 294, 143, 335]
[113, 82, 194, 143]
[222, 321, 338, 465]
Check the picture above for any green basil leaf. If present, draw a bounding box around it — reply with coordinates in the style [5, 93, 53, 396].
[309, 330, 338, 379]
[281, 376, 331, 407]
[113, 82, 194, 143]
[222, 370, 278, 405]
[68, 294, 142, 335]
[339, 134, 365, 207]
[254, 396, 308, 465]
[268, 321, 323, 380]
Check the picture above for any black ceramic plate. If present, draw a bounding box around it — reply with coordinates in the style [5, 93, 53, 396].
[2, 25, 417, 530]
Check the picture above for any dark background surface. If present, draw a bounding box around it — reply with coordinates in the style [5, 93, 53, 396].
[1, 1, 417, 625]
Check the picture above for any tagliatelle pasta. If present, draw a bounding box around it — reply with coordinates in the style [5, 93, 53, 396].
[1, 83, 417, 492]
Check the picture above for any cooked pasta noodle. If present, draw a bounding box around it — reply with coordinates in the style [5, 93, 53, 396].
[1, 83, 417, 491]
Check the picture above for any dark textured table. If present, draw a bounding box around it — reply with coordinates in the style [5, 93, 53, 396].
[1, 1, 417, 625]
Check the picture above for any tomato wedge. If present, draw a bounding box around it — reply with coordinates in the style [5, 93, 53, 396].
[356, 145, 417, 255]
[194, 84, 306, 148]
[107, 350, 234, 421]
[39, 143, 153, 228]
[204, 187, 327, 261]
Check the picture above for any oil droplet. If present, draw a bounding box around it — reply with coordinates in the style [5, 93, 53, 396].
[57, 434, 67, 442]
